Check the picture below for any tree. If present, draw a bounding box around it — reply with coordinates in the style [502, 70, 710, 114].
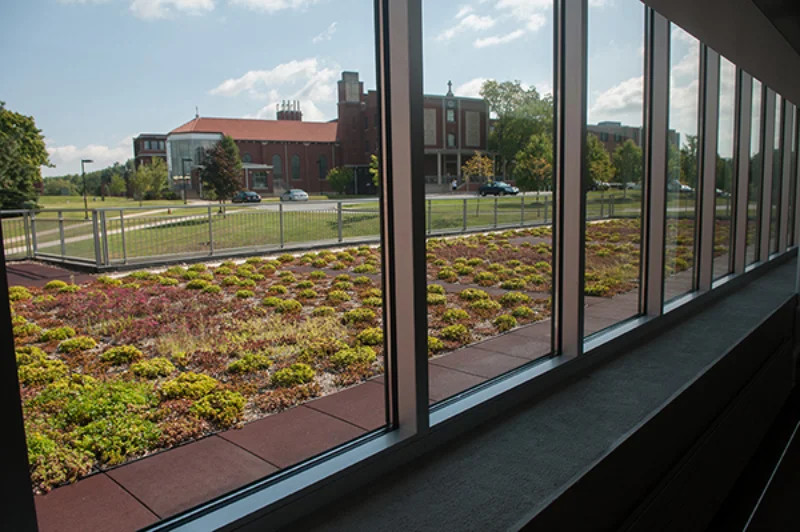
[667, 142, 681, 183]
[201, 135, 242, 206]
[514, 133, 553, 193]
[586, 134, 615, 188]
[108, 175, 127, 197]
[480, 80, 553, 178]
[612, 139, 643, 198]
[461, 151, 494, 190]
[0, 101, 51, 209]
[130, 158, 168, 206]
[680, 134, 699, 188]
[327, 167, 354, 195]
[369, 154, 380, 188]
[43, 178, 78, 196]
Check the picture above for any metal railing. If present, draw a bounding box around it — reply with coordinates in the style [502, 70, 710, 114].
[1, 195, 633, 270]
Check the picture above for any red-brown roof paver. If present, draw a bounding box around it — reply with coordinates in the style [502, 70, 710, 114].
[428, 364, 487, 403]
[6, 263, 93, 288]
[170, 117, 338, 143]
[304, 380, 387, 431]
[430, 347, 529, 379]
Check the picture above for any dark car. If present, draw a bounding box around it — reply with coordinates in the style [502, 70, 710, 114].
[232, 191, 262, 203]
[478, 182, 520, 196]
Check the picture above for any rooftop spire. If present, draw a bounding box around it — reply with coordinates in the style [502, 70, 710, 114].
[446, 80, 453, 97]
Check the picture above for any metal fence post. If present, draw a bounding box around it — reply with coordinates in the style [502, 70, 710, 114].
[337, 201, 343, 242]
[208, 206, 215, 256]
[544, 201, 549, 223]
[100, 211, 110, 266]
[30, 212, 38, 256]
[520, 195, 525, 227]
[22, 212, 32, 258]
[427, 199, 432, 234]
[58, 210, 66, 258]
[600, 197, 604, 219]
[279, 203, 285, 248]
[494, 197, 498, 228]
[611, 196, 615, 217]
[119, 211, 127, 264]
[91, 211, 102, 267]
[462, 198, 467, 232]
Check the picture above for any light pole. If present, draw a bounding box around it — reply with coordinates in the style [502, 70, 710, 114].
[182, 157, 193, 205]
[81, 159, 93, 220]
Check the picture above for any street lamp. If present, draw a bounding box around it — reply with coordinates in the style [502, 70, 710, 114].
[181, 157, 193, 205]
[81, 159, 93, 220]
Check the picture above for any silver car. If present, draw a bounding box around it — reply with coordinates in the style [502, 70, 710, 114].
[281, 189, 309, 202]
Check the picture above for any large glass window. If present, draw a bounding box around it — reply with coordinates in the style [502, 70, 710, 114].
[584, 0, 644, 335]
[319, 155, 328, 180]
[746, 80, 764, 265]
[663, 24, 700, 304]
[713, 57, 736, 280]
[770, 94, 783, 254]
[291, 154, 301, 180]
[272, 154, 283, 185]
[252, 170, 268, 189]
[790, 109, 798, 248]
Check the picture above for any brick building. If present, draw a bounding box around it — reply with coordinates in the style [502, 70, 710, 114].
[132, 134, 167, 168]
[588, 120, 680, 155]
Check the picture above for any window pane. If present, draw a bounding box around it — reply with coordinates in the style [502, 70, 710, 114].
[789, 109, 798, 248]
[770, 94, 782, 254]
[584, 0, 644, 335]
[664, 25, 700, 304]
[713, 57, 736, 280]
[291, 154, 301, 180]
[422, 0, 554, 404]
[746, 80, 763, 264]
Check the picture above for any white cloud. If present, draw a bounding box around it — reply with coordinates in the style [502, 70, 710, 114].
[589, 0, 609, 7]
[535, 80, 552, 97]
[456, 5, 473, 18]
[44, 136, 133, 177]
[437, 13, 496, 41]
[474, 29, 524, 48]
[228, 0, 320, 13]
[130, 0, 214, 19]
[494, 0, 550, 36]
[455, 77, 488, 98]
[589, 75, 643, 125]
[312, 21, 337, 44]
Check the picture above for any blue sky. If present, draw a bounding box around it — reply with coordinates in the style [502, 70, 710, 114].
[1, 0, 708, 177]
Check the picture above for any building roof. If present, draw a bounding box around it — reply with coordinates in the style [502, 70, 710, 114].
[169, 117, 338, 143]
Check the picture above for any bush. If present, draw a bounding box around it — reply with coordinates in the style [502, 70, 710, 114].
[236, 289, 255, 299]
[269, 284, 288, 295]
[440, 325, 471, 343]
[59, 336, 97, 353]
[16, 345, 47, 366]
[9, 286, 32, 302]
[237, 278, 256, 288]
[128, 271, 154, 280]
[278, 253, 295, 263]
[512, 306, 536, 319]
[97, 275, 123, 287]
[27, 431, 94, 493]
[44, 280, 68, 290]
[473, 272, 498, 286]
[312, 258, 328, 268]
[310, 270, 327, 280]
[186, 279, 211, 290]
[312, 306, 336, 317]
[363, 288, 382, 298]
[165, 266, 186, 276]
[278, 271, 297, 283]
[158, 276, 179, 286]
[331, 346, 376, 369]
[214, 266, 233, 276]
[58, 284, 81, 294]
[458, 288, 489, 301]
[353, 264, 378, 274]
[442, 308, 470, 323]
[160, 372, 218, 399]
[454, 265, 474, 276]
[333, 281, 354, 291]
[428, 336, 445, 355]
[18, 358, 68, 386]
[437, 268, 458, 282]
[343, 308, 376, 325]
[262, 296, 282, 307]
[584, 283, 610, 297]
[14, 322, 42, 338]
[427, 293, 447, 306]
[271, 363, 315, 388]
[362, 297, 382, 307]
[328, 290, 351, 303]
[190, 390, 246, 427]
[244, 257, 263, 265]
[466, 258, 483, 266]
[427, 284, 446, 295]
[222, 276, 241, 286]
[470, 299, 502, 317]
[277, 299, 303, 314]
[131, 357, 176, 378]
[334, 274, 351, 282]
[202, 284, 222, 294]
[74, 413, 160, 465]
[101, 345, 143, 365]
[500, 291, 531, 307]
[494, 314, 517, 332]
[357, 327, 384, 346]
[500, 279, 527, 290]
[188, 263, 208, 271]
[250, 274, 265, 282]
[40, 326, 76, 342]
[182, 271, 200, 281]
[236, 266, 255, 278]
[296, 280, 315, 289]
[228, 353, 273, 374]
[297, 289, 318, 299]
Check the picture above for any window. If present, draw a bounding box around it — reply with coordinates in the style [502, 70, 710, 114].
[770, 94, 783, 254]
[447, 133, 455, 148]
[364, 116, 369, 129]
[144, 140, 151, 150]
[365, 141, 370, 153]
[291, 154, 301, 180]
[600, 132, 609, 141]
[714, 57, 737, 280]
[614, 134, 622, 142]
[446, 109, 455, 122]
[272, 154, 283, 182]
[319, 155, 328, 179]
[747, 80, 763, 265]
[242, 153, 252, 163]
[252, 171, 268, 189]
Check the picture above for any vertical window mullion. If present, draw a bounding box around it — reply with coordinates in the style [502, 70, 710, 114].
[378, 0, 429, 436]
[779, 101, 793, 251]
[760, 89, 776, 261]
[642, 9, 669, 315]
[733, 71, 752, 273]
[697, 46, 720, 291]
[794, 108, 800, 247]
[553, 0, 587, 357]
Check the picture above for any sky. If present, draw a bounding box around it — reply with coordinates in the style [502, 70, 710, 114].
[1, 0, 721, 177]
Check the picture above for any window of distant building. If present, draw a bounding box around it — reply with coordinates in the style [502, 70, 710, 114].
[319, 155, 328, 180]
[144, 140, 150, 150]
[364, 116, 369, 130]
[273, 155, 283, 183]
[242, 153, 252, 163]
[600, 132, 608, 141]
[291, 154, 301, 180]
[253, 171, 268, 189]
[446, 109, 455, 123]
[365, 141, 370, 153]
[158, 141, 165, 150]
[447, 133, 455, 148]
[614, 134, 622, 142]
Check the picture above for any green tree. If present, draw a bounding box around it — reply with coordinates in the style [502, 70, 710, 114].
[586, 134, 615, 188]
[667, 142, 681, 183]
[43, 178, 77, 196]
[369, 154, 380, 188]
[201, 135, 242, 206]
[680, 134, 699, 188]
[108, 175, 127, 197]
[461, 151, 494, 190]
[513, 133, 553, 193]
[612, 140, 643, 185]
[327, 166, 354, 195]
[0, 101, 51, 209]
[130, 158, 168, 206]
[480, 80, 553, 178]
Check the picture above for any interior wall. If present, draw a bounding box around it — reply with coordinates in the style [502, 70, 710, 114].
[642, 0, 800, 106]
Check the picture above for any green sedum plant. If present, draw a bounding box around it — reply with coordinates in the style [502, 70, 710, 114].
[428, 336, 445, 355]
[58, 336, 97, 353]
[277, 299, 303, 314]
[227, 353, 273, 374]
[440, 324, 471, 343]
[9, 286, 32, 302]
[202, 285, 222, 294]
[494, 314, 517, 332]
[343, 308, 376, 325]
[312, 306, 336, 317]
[330, 346, 376, 369]
[190, 390, 246, 427]
[101, 345, 143, 365]
[500, 291, 531, 307]
[427, 284, 446, 295]
[328, 290, 351, 303]
[271, 363, 315, 387]
[44, 280, 68, 290]
[470, 299, 502, 317]
[160, 372, 218, 399]
[186, 279, 211, 290]
[458, 288, 490, 301]
[356, 327, 384, 346]
[131, 357, 175, 378]
[236, 289, 255, 299]
[442, 308, 469, 323]
[40, 326, 76, 342]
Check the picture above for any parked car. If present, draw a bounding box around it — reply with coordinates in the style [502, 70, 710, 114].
[478, 182, 520, 196]
[281, 189, 309, 201]
[232, 191, 262, 203]
[588, 180, 610, 191]
[625, 182, 641, 190]
[667, 180, 694, 195]
[716, 188, 731, 198]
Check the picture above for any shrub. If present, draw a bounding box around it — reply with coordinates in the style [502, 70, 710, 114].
[214, 266, 233, 276]
[250, 274, 265, 282]
[512, 306, 536, 319]
[470, 299, 502, 317]
[331, 346, 376, 369]
[131, 357, 176, 378]
[59, 336, 97, 353]
[238, 278, 257, 288]
[269, 284, 288, 295]
[58, 284, 81, 294]
[271, 363, 315, 387]
[190, 390, 246, 427]
[466, 258, 483, 266]
[328, 290, 351, 303]
[227, 353, 273, 374]
[500, 291, 531, 307]
[74, 414, 160, 465]
[186, 279, 211, 290]
[297, 289, 318, 299]
[18, 358, 69, 386]
[437, 268, 458, 282]
[9, 286, 32, 302]
[160, 372, 218, 399]
[244, 257, 263, 265]
[278, 253, 295, 263]
[363, 288, 382, 298]
[362, 297, 382, 307]
[336, 251, 355, 263]
[357, 327, 384, 346]
[278, 272, 297, 283]
[440, 324, 471, 343]
[312, 306, 336, 317]
[427, 284, 445, 295]
[101, 345, 143, 364]
[500, 279, 527, 290]
[202, 285, 222, 294]
[27, 431, 94, 493]
[262, 296, 282, 307]
[296, 280, 315, 289]
[165, 266, 185, 276]
[220, 260, 236, 268]
[97, 275, 123, 287]
[427, 293, 447, 306]
[442, 308, 469, 323]
[222, 276, 241, 286]
[526, 274, 546, 286]
[428, 336, 445, 355]
[458, 288, 490, 301]
[353, 264, 378, 274]
[235, 289, 254, 299]
[128, 271, 154, 280]
[343, 308, 376, 325]
[189, 263, 208, 271]
[353, 276, 372, 286]
[584, 283, 610, 297]
[312, 258, 328, 268]
[158, 276, 179, 286]
[182, 271, 199, 280]
[333, 281, 354, 291]
[40, 326, 76, 342]
[14, 322, 42, 338]
[454, 265, 474, 276]
[310, 270, 327, 280]
[506, 259, 521, 267]
[236, 266, 254, 278]
[277, 299, 303, 314]
[16, 346, 47, 366]
[473, 272, 498, 286]
[44, 280, 68, 290]
[494, 314, 517, 332]
[334, 274, 351, 282]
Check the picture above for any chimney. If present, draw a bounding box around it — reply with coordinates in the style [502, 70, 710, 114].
[277, 100, 303, 121]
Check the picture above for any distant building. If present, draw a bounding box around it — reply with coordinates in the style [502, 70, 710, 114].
[587, 121, 680, 155]
[132, 134, 167, 168]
